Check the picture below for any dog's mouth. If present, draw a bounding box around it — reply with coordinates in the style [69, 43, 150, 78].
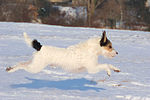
[108, 50, 118, 59]
[108, 53, 116, 59]
[103, 50, 117, 59]
[111, 55, 115, 58]
[109, 55, 115, 59]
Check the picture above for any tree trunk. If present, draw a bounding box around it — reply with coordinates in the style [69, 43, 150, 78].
[86, 0, 105, 27]
[119, 0, 123, 28]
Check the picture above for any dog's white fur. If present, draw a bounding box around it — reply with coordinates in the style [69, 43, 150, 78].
[6, 32, 120, 76]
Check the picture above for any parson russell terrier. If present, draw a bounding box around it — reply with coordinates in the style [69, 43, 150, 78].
[6, 31, 121, 76]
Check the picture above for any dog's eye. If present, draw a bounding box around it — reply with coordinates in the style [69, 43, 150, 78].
[109, 46, 112, 48]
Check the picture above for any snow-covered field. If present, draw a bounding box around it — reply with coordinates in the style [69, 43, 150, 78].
[0, 22, 150, 100]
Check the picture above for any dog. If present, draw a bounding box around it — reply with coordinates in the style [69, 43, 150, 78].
[6, 31, 121, 76]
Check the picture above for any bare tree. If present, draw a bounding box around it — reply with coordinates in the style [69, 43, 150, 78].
[119, 0, 123, 28]
[86, 0, 105, 26]
[0, 0, 32, 22]
[95, 0, 122, 28]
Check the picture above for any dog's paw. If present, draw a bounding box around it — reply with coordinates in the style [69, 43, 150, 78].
[107, 70, 111, 77]
[107, 73, 111, 77]
[6, 67, 13, 72]
[114, 69, 121, 73]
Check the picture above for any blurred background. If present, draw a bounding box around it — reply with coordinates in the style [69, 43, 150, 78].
[0, 0, 150, 31]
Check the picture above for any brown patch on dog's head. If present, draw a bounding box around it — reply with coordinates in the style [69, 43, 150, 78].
[103, 42, 113, 52]
[100, 31, 118, 55]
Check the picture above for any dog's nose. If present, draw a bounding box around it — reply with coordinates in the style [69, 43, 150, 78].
[116, 52, 118, 54]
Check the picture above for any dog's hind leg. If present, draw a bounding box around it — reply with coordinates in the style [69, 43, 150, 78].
[6, 59, 33, 73]
[6, 51, 48, 73]
[6, 61, 31, 73]
[6, 58, 47, 73]
[108, 64, 121, 73]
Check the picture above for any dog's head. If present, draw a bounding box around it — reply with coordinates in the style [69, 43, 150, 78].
[100, 31, 118, 59]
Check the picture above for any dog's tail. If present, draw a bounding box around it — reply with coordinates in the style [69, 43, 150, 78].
[23, 32, 42, 51]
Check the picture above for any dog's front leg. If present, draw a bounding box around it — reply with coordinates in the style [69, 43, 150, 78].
[108, 64, 121, 73]
[100, 64, 112, 76]
[87, 64, 111, 76]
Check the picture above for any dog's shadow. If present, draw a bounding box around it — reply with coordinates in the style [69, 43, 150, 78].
[11, 77, 105, 92]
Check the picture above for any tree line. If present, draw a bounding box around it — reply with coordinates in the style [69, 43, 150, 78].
[0, 0, 149, 31]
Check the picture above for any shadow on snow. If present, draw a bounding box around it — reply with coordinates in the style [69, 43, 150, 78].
[11, 77, 105, 92]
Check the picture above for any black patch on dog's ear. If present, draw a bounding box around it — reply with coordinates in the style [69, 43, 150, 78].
[100, 31, 110, 46]
[32, 39, 42, 51]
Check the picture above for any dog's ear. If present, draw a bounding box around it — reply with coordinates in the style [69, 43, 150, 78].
[100, 31, 110, 46]
[102, 31, 107, 43]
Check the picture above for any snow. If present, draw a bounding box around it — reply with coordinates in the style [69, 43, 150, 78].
[0, 22, 150, 100]
[146, 0, 150, 7]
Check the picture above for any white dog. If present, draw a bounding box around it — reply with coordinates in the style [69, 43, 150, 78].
[6, 31, 120, 76]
